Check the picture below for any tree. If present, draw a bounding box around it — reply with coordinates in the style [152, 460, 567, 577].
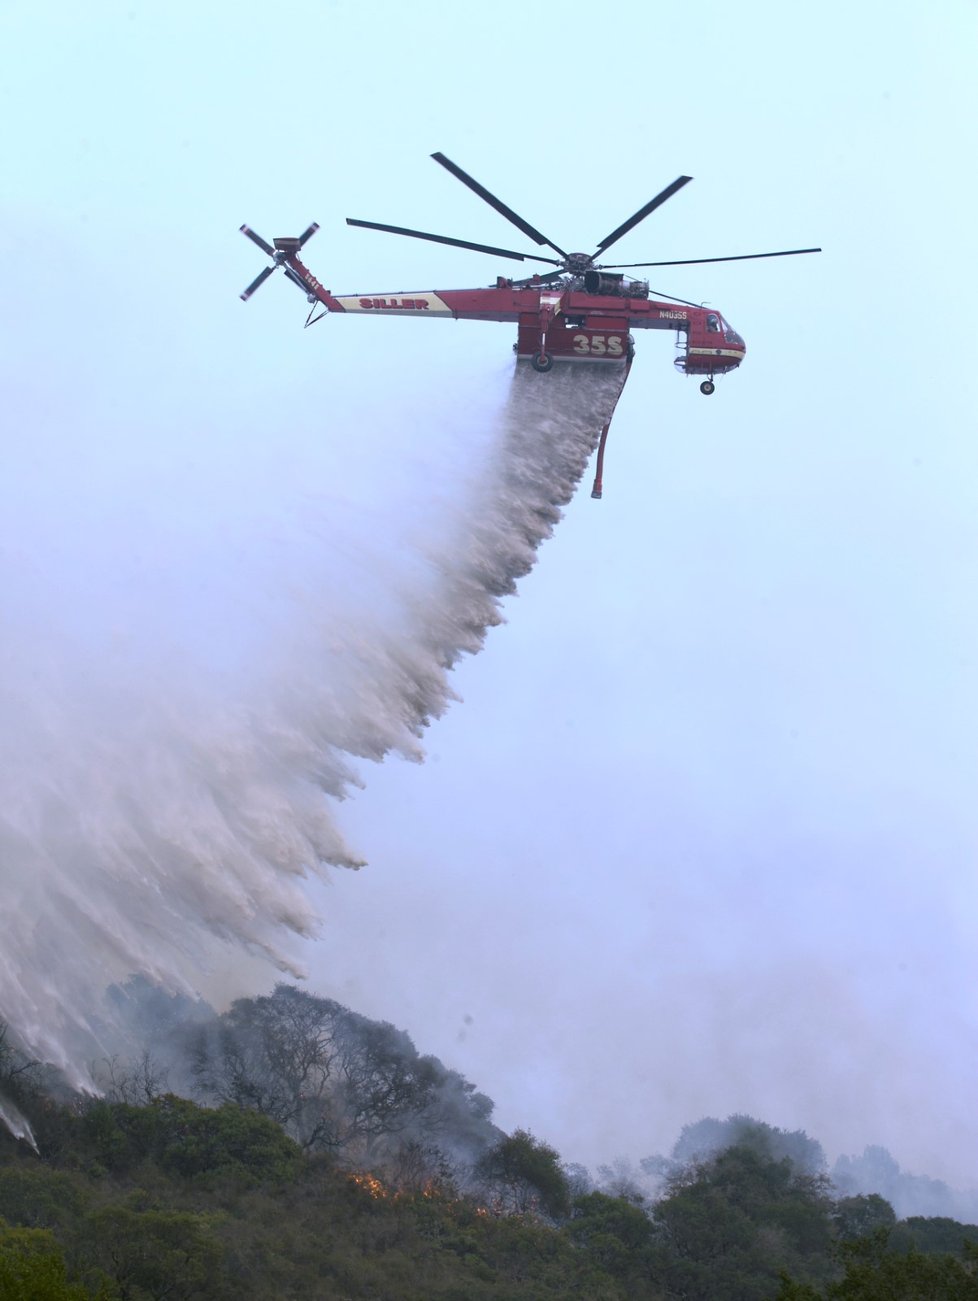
[832, 1146, 976, 1220]
[566, 1190, 654, 1280]
[187, 986, 461, 1163]
[477, 1130, 571, 1220]
[189, 985, 345, 1151]
[395, 1063, 498, 1165]
[383, 1138, 459, 1197]
[778, 1231, 978, 1299]
[890, 1215, 978, 1256]
[333, 1014, 441, 1157]
[832, 1147, 900, 1202]
[832, 1195, 896, 1241]
[650, 1143, 835, 1300]
[81, 1094, 301, 1181]
[668, 1115, 826, 1177]
[0, 1166, 88, 1234]
[596, 1157, 649, 1204]
[0, 1220, 89, 1300]
[0, 1023, 41, 1105]
[81, 1205, 229, 1300]
[94, 1051, 170, 1107]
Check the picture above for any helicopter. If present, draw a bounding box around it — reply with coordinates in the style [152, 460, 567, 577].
[239, 153, 819, 495]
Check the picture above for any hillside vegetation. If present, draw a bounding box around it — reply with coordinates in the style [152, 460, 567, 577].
[1, 987, 976, 1300]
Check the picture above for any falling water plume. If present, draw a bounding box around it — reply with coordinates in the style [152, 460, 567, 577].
[0, 1093, 39, 1154]
[0, 360, 628, 1108]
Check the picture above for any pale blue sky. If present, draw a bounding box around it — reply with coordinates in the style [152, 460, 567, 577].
[2, 0, 977, 1183]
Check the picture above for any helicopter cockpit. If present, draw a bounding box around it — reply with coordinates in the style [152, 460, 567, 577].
[706, 312, 745, 346]
[672, 307, 747, 393]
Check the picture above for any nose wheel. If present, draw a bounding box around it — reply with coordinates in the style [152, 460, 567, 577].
[700, 379, 716, 395]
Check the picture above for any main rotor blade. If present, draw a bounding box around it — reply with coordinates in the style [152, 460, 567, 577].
[593, 177, 693, 255]
[240, 265, 276, 301]
[345, 218, 562, 265]
[604, 246, 822, 268]
[431, 152, 568, 258]
[240, 224, 275, 257]
[298, 222, 320, 247]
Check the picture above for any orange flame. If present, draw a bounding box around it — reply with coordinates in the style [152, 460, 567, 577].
[348, 1169, 492, 1217]
[349, 1172, 388, 1199]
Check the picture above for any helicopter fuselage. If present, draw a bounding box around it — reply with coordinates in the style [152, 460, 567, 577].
[286, 257, 747, 380]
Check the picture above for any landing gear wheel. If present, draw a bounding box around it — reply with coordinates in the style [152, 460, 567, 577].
[700, 380, 716, 395]
[531, 352, 554, 373]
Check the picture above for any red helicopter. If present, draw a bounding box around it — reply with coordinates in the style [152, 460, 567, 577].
[240, 153, 819, 495]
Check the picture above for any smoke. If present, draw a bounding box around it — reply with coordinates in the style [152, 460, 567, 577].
[0, 360, 626, 1093]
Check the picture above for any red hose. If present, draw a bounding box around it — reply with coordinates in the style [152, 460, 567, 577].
[590, 356, 633, 500]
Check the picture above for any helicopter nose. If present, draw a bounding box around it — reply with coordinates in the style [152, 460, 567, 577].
[721, 327, 746, 367]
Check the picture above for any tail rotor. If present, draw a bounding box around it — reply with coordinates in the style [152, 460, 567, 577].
[238, 222, 319, 300]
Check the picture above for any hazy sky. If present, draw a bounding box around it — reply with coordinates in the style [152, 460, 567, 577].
[2, 1, 976, 1185]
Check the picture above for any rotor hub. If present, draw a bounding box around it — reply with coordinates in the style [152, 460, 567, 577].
[563, 252, 594, 273]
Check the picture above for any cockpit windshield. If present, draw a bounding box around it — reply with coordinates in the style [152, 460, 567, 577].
[719, 316, 744, 346]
